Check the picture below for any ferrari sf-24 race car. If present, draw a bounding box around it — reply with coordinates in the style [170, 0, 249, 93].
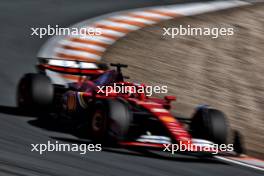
[17, 58, 242, 156]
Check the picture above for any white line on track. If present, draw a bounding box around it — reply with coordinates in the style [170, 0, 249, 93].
[215, 156, 264, 172]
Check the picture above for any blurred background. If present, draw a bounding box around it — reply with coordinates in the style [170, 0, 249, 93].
[104, 4, 264, 159]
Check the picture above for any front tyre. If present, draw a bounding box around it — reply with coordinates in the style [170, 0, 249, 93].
[190, 107, 228, 145]
[17, 73, 54, 111]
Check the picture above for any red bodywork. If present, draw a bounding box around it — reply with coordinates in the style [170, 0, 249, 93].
[74, 80, 194, 148]
[38, 60, 219, 154]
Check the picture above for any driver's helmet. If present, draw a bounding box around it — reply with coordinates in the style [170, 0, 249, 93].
[94, 70, 118, 86]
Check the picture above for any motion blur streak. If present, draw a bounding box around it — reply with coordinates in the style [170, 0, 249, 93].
[0, 0, 262, 176]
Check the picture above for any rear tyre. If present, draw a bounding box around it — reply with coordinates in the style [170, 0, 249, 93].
[17, 73, 54, 111]
[90, 99, 131, 144]
[190, 107, 228, 144]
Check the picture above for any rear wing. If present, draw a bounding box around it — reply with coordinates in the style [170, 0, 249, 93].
[37, 57, 108, 85]
[38, 57, 108, 74]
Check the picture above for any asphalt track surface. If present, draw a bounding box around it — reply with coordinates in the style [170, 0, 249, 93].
[0, 0, 263, 175]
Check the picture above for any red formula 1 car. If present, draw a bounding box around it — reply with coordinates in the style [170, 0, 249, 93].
[17, 58, 237, 155]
